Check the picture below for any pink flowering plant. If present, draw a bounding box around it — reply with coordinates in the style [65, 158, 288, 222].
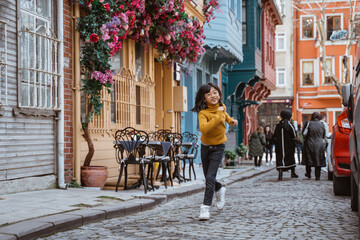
[203, 0, 220, 23]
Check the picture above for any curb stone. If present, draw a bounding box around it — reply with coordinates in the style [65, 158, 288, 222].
[0, 167, 274, 240]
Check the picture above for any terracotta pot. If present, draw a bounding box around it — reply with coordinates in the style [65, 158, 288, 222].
[81, 166, 108, 188]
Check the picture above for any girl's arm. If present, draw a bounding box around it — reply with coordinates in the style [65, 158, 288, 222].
[224, 110, 238, 126]
[199, 111, 223, 134]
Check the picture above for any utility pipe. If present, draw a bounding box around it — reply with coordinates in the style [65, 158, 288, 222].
[57, 0, 67, 189]
[73, 3, 81, 183]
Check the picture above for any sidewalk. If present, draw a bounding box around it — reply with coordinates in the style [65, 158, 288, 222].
[0, 163, 275, 240]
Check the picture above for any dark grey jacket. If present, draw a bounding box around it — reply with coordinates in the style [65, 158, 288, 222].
[302, 120, 326, 167]
[248, 131, 265, 157]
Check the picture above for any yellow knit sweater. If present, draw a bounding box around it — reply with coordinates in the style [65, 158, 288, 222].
[198, 103, 234, 145]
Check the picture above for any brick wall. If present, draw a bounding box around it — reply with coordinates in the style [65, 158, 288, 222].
[63, 1, 74, 183]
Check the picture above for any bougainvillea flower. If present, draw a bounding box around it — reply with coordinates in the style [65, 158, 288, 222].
[89, 33, 99, 43]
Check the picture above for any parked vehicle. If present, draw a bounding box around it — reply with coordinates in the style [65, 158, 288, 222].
[342, 41, 360, 214]
[331, 108, 352, 195]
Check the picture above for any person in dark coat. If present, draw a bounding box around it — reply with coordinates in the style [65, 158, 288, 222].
[302, 112, 326, 180]
[273, 109, 298, 180]
[249, 126, 266, 169]
[264, 125, 274, 166]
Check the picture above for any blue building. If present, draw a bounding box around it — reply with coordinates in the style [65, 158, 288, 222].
[223, 0, 282, 147]
[181, 0, 244, 163]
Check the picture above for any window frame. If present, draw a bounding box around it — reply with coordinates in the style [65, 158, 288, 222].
[18, 0, 61, 110]
[276, 67, 286, 87]
[322, 57, 335, 85]
[300, 15, 316, 40]
[300, 59, 317, 87]
[275, 32, 286, 51]
[325, 14, 343, 41]
[339, 55, 353, 83]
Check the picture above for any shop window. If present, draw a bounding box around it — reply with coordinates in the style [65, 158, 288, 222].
[19, 0, 60, 109]
[301, 16, 315, 39]
[302, 61, 314, 86]
[327, 15, 341, 40]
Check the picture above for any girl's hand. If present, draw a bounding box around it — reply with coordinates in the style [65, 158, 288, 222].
[218, 106, 224, 112]
[231, 119, 238, 126]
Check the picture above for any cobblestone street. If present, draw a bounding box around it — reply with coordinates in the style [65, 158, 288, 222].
[40, 167, 360, 240]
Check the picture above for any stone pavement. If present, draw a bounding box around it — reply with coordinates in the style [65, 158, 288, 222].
[40, 166, 360, 240]
[0, 162, 275, 240]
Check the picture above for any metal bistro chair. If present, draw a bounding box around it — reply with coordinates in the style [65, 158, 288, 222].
[176, 132, 199, 182]
[114, 127, 152, 194]
[146, 130, 173, 189]
[170, 132, 184, 183]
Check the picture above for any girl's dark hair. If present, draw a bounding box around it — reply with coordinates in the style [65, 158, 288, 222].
[191, 83, 223, 113]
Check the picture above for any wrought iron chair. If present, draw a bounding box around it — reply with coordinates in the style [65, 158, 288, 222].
[146, 129, 173, 189]
[114, 127, 152, 193]
[170, 132, 184, 183]
[176, 132, 199, 182]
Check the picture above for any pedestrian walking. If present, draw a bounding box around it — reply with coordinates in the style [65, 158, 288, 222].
[272, 109, 298, 180]
[302, 112, 326, 180]
[296, 124, 304, 164]
[249, 126, 266, 169]
[319, 114, 330, 172]
[264, 125, 274, 166]
[191, 82, 238, 221]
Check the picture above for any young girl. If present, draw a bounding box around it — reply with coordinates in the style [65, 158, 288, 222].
[191, 83, 238, 220]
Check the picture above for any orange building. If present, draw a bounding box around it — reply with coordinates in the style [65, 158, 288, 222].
[293, 1, 359, 130]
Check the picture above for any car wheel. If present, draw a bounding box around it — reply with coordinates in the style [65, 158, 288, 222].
[333, 175, 350, 196]
[351, 173, 358, 211]
[328, 170, 333, 181]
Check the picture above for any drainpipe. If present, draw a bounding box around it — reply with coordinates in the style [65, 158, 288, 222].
[73, 3, 81, 184]
[57, 0, 67, 189]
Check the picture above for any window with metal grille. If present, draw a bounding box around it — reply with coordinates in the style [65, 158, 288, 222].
[0, 20, 7, 105]
[19, 0, 60, 109]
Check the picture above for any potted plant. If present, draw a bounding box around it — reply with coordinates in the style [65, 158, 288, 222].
[236, 144, 249, 166]
[224, 149, 237, 167]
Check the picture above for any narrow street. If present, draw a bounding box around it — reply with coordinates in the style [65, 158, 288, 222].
[39, 167, 359, 240]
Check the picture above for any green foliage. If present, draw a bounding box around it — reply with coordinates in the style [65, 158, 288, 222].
[236, 143, 249, 157]
[224, 149, 237, 160]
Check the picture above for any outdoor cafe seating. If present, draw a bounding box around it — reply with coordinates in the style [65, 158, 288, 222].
[113, 127, 198, 194]
[114, 127, 153, 193]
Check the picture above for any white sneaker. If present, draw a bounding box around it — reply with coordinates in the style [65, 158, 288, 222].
[266, 162, 269, 166]
[198, 204, 210, 220]
[270, 161, 273, 165]
[216, 187, 226, 210]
